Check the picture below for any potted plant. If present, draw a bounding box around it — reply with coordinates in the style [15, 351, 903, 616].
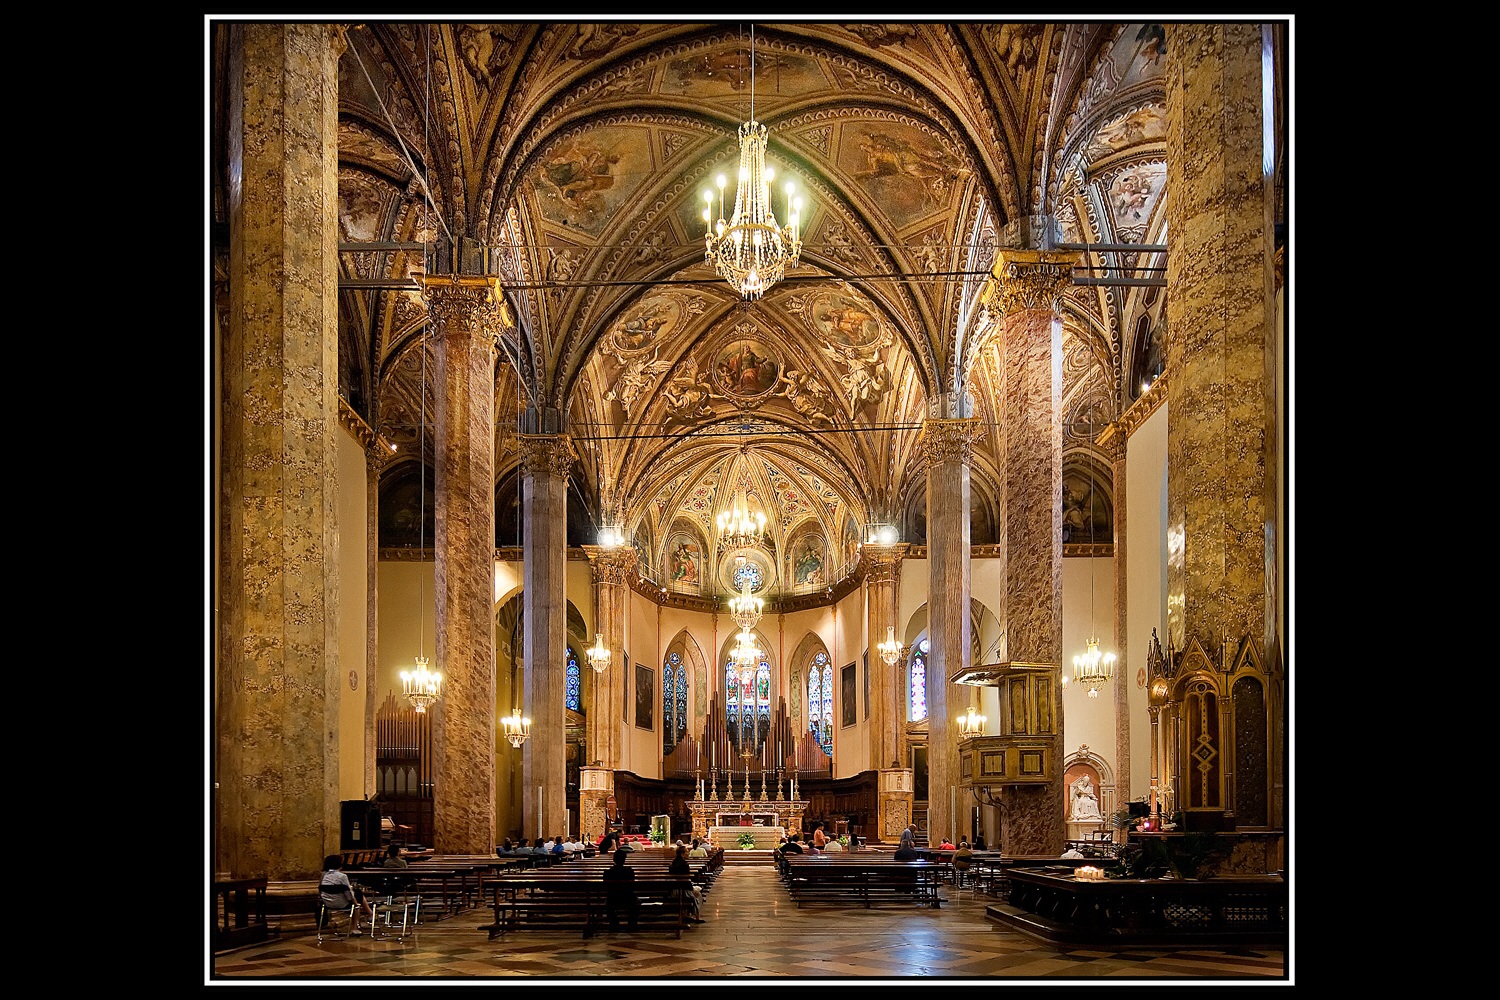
[736, 831, 758, 850]
[648, 828, 666, 846]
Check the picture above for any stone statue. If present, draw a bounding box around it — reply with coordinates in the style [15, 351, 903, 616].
[1069, 774, 1103, 822]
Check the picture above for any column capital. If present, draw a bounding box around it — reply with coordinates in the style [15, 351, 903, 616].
[922, 417, 984, 466]
[862, 542, 910, 583]
[989, 249, 1079, 315]
[519, 433, 576, 481]
[582, 544, 638, 584]
[419, 274, 513, 341]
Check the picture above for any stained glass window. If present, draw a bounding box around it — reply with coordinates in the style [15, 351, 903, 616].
[909, 637, 929, 721]
[565, 645, 580, 712]
[674, 657, 688, 742]
[807, 652, 832, 755]
[732, 560, 763, 592]
[663, 653, 677, 754]
[725, 653, 770, 753]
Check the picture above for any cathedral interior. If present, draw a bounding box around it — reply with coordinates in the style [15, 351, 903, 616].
[208, 16, 1291, 965]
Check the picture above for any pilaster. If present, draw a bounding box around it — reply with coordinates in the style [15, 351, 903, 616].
[583, 544, 637, 771]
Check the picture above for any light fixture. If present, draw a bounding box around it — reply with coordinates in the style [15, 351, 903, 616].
[1071, 410, 1116, 698]
[586, 632, 610, 673]
[878, 625, 903, 666]
[401, 325, 442, 713]
[597, 524, 624, 549]
[958, 703, 987, 737]
[701, 24, 802, 300]
[716, 446, 767, 549]
[502, 711, 531, 749]
[732, 627, 763, 668]
[728, 558, 764, 629]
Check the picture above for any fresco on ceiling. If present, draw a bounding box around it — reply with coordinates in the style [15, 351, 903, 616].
[667, 532, 703, 591]
[339, 170, 391, 243]
[839, 121, 960, 228]
[805, 290, 892, 409]
[565, 23, 641, 61]
[1089, 105, 1167, 155]
[457, 24, 522, 92]
[535, 126, 652, 236]
[981, 23, 1044, 95]
[714, 339, 782, 400]
[1062, 471, 1112, 544]
[601, 293, 684, 419]
[790, 534, 827, 587]
[841, 514, 860, 570]
[661, 45, 820, 101]
[1106, 162, 1166, 240]
[1116, 24, 1167, 88]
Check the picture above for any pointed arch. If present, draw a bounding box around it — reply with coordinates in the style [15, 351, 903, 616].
[662, 628, 708, 754]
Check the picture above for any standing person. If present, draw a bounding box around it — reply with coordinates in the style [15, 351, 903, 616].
[602, 847, 640, 929]
[319, 855, 375, 935]
[812, 823, 828, 852]
[599, 831, 619, 855]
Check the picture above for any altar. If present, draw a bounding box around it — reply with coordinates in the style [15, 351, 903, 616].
[689, 797, 806, 845]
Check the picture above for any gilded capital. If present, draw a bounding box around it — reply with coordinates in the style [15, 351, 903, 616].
[863, 542, 909, 584]
[519, 433, 576, 481]
[922, 417, 984, 466]
[419, 274, 513, 342]
[989, 249, 1079, 316]
[583, 545, 638, 585]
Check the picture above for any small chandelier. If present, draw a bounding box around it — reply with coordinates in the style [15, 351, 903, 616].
[502, 711, 531, 749]
[701, 25, 802, 300]
[404, 323, 442, 714]
[878, 625, 903, 666]
[728, 558, 764, 629]
[1070, 409, 1116, 699]
[586, 632, 611, 673]
[732, 628, 763, 668]
[717, 489, 766, 549]
[957, 703, 987, 737]
[401, 655, 442, 714]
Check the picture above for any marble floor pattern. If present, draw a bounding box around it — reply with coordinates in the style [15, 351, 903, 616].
[208, 863, 1289, 984]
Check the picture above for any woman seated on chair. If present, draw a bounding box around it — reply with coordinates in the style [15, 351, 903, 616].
[319, 855, 375, 934]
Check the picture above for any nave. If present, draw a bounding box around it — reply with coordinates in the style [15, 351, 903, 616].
[210, 863, 1286, 983]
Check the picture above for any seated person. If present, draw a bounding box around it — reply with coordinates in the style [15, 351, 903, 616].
[972, 833, 987, 851]
[602, 848, 640, 928]
[668, 844, 704, 922]
[893, 831, 919, 861]
[688, 838, 709, 858]
[381, 843, 409, 869]
[938, 836, 956, 850]
[550, 836, 567, 856]
[823, 835, 844, 852]
[952, 841, 974, 883]
[319, 854, 375, 933]
[781, 834, 804, 855]
[496, 838, 515, 856]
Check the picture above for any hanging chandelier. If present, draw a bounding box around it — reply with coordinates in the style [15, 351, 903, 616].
[403, 325, 442, 713]
[957, 703, 987, 737]
[878, 625, 903, 666]
[728, 557, 764, 629]
[701, 25, 802, 300]
[717, 485, 766, 550]
[1070, 410, 1116, 699]
[732, 628, 763, 668]
[586, 632, 611, 673]
[502, 710, 531, 749]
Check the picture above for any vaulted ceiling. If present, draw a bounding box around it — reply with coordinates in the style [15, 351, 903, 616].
[212, 20, 1184, 597]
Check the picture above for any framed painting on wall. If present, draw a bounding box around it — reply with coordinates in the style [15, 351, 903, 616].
[635, 661, 654, 730]
[841, 662, 856, 727]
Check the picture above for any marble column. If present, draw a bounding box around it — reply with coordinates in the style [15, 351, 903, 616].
[216, 23, 345, 881]
[583, 544, 637, 770]
[363, 429, 386, 799]
[922, 418, 982, 848]
[990, 249, 1073, 856]
[520, 434, 576, 844]
[422, 274, 507, 855]
[1099, 423, 1130, 806]
[1164, 22, 1276, 813]
[862, 542, 908, 773]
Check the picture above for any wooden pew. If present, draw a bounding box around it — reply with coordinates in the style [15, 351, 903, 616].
[485, 873, 697, 939]
[781, 857, 945, 908]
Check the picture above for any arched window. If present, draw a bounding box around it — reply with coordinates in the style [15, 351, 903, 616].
[724, 652, 771, 753]
[806, 651, 833, 755]
[565, 645, 580, 712]
[909, 637, 929, 721]
[732, 560, 764, 592]
[663, 651, 689, 753]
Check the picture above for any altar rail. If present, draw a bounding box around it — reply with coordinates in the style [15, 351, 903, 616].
[990, 868, 1287, 947]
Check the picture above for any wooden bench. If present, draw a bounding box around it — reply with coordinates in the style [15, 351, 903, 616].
[213, 877, 269, 950]
[782, 858, 945, 908]
[485, 874, 696, 939]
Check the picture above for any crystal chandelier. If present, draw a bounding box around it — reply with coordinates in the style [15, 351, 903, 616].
[728, 557, 764, 629]
[878, 625, 903, 666]
[717, 485, 766, 550]
[502, 711, 531, 749]
[731, 628, 763, 668]
[402, 325, 442, 713]
[701, 25, 802, 300]
[1070, 410, 1116, 698]
[586, 632, 610, 673]
[957, 703, 987, 737]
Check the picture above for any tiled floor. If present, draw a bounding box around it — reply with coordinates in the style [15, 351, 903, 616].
[208, 863, 1288, 984]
